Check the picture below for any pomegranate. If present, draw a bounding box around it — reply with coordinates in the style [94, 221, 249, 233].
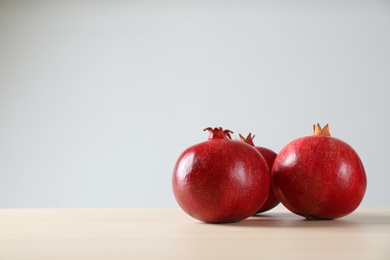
[272, 124, 367, 220]
[172, 127, 270, 223]
[239, 133, 279, 213]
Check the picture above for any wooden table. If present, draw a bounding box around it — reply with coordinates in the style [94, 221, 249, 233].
[0, 207, 389, 259]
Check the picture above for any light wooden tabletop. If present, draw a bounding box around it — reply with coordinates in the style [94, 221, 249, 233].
[0, 207, 389, 259]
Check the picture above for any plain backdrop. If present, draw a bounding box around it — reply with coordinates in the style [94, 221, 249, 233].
[0, 0, 389, 208]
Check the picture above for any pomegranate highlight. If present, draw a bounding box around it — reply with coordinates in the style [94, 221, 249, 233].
[172, 127, 270, 223]
[272, 124, 367, 220]
[239, 133, 279, 213]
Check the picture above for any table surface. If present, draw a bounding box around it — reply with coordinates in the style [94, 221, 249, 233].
[0, 207, 389, 260]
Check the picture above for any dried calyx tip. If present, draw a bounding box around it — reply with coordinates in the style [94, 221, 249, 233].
[312, 123, 331, 136]
[204, 127, 233, 140]
[239, 133, 255, 146]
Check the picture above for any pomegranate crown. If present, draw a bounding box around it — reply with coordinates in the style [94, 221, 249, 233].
[204, 127, 233, 140]
[312, 123, 331, 136]
[239, 133, 255, 146]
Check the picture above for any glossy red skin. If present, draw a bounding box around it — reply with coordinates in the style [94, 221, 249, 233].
[254, 146, 280, 213]
[272, 135, 367, 220]
[172, 139, 270, 223]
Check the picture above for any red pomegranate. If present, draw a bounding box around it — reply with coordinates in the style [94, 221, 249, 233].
[172, 127, 270, 223]
[239, 133, 279, 213]
[272, 124, 367, 220]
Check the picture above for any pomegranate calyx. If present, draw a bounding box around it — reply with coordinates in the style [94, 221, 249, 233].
[239, 133, 255, 146]
[204, 127, 233, 140]
[312, 123, 331, 136]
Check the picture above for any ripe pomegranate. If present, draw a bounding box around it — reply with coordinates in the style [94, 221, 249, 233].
[272, 124, 367, 220]
[239, 133, 279, 213]
[172, 127, 270, 223]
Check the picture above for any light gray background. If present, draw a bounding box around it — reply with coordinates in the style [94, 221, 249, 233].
[1, 0, 389, 208]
